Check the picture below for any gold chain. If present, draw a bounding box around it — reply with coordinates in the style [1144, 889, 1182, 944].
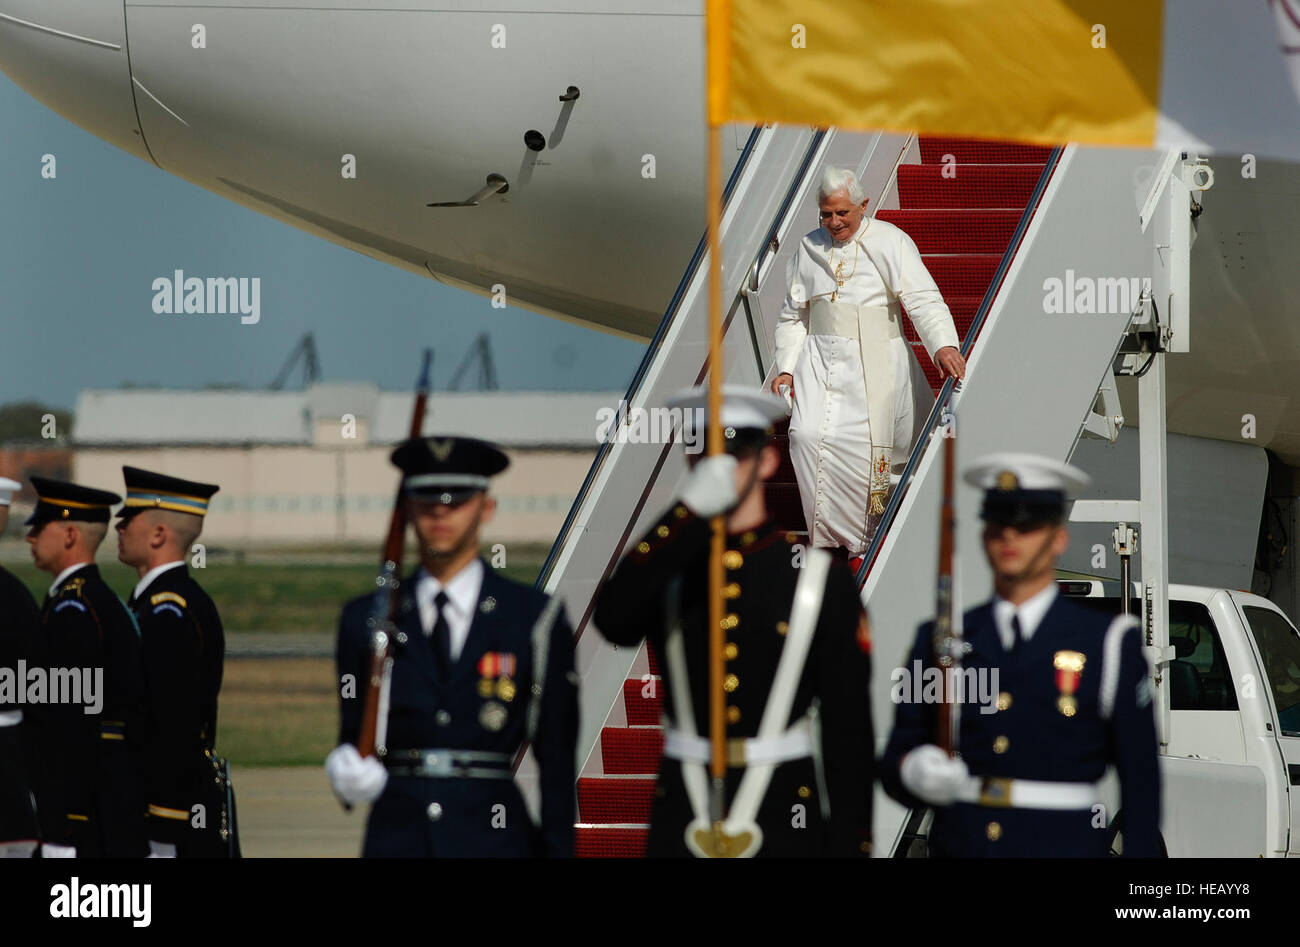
[829, 238, 859, 302]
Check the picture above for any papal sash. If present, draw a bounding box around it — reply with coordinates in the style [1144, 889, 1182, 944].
[808, 298, 899, 515]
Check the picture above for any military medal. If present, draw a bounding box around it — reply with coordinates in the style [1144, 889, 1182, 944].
[477, 652, 516, 701]
[479, 700, 508, 732]
[1053, 650, 1086, 716]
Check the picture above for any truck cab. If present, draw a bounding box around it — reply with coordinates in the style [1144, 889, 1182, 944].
[1060, 580, 1300, 856]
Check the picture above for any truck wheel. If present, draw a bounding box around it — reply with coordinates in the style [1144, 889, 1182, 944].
[1106, 811, 1168, 857]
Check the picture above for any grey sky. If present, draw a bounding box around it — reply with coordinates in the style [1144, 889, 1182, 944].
[0, 75, 646, 412]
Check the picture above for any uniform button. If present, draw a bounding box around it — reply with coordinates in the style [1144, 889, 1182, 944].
[996, 692, 1012, 712]
[721, 614, 739, 630]
[723, 674, 739, 693]
[986, 821, 1002, 841]
[724, 642, 738, 660]
[797, 786, 811, 799]
[741, 531, 756, 545]
[993, 736, 1009, 754]
[723, 550, 744, 570]
[674, 505, 689, 518]
[435, 711, 451, 726]
[726, 706, 741, 724]
[722, 582, 741, 599]
[636, 541, 650, 554]
[426, 802, 443, 821]
[776, 621, 788, 636]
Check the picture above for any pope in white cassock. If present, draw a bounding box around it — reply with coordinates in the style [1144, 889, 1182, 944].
[771, 167, 966, 558]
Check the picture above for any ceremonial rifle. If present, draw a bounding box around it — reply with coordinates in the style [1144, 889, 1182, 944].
[932, 422, 964, 755]
[357, 348, 433, 759]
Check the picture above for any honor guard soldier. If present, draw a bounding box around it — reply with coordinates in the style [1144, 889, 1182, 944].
[327, 436, 579, 857]
[114, 467, 231, 857]
[0, 478, 41, 858]
[594, 386, 874, 857]
[881, 454, 1161, 857]
[24, 477, 147, 858]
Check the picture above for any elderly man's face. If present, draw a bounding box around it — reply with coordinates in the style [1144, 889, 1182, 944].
[818, 190, 867, 244]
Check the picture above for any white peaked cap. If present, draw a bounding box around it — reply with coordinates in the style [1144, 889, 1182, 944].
[962, 452, 1091, 497]
[667, 384, 788, 433]
[0, 477, 20, 507]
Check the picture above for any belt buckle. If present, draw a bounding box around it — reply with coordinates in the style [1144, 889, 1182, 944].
[978, 777, 1013, 808]
[726, 739, 747, 768]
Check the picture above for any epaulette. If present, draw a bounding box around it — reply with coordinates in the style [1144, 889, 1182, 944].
[151, 591, 188, 609]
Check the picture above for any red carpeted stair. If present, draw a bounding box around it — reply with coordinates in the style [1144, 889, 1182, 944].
[574, 137, 1050, 857]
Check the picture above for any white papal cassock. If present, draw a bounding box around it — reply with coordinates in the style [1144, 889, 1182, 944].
[774, 217, 959, 555]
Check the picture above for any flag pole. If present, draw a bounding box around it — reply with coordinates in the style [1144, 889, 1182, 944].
[705, 121, 727, 826]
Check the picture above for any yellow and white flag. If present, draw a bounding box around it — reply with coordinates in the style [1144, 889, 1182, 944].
[708, 0, 1300, 157]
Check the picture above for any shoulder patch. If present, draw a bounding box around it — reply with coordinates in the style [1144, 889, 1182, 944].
[152, 603, 185, 619]
[150, 591, 188, 609]
[53, 599, 87, 613]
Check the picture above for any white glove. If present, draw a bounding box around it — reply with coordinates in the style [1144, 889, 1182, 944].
[679, 454, 739, 518]
[325, 743, 388, 806]
[40, 842, 77, 858]
[899, 744, 971, 806]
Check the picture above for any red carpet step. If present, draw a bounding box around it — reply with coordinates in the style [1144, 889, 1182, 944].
[578, 776, 656, 823]
[876, 209, 1021, 254]
[897, 163, 1044, 208]
[919, 138, 1053, 165]
[622, 677, 662, 725]
[600, 726, 664, 775]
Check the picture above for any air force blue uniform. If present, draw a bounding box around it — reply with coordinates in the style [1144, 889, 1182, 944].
[881, 593, 1161, 856]
[334, 435, 577, 858]
[337, 565, 577, 857]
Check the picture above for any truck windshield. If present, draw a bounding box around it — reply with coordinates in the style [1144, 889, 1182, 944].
[1243, 606, 1300, 737]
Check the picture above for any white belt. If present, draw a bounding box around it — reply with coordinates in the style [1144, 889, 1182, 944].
[808, 299, 902, 341]
[662, 717, 815, 768]
[0, 710, 22, 727]
[956, 776, 1099, 811]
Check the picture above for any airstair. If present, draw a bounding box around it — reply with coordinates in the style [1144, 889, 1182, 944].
[523, 124, 1180, 856]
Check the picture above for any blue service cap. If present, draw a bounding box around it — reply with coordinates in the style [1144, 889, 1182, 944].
[391, 435, 509, 504]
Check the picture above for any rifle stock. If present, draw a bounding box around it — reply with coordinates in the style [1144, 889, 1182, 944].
[357, 348, 433, 759]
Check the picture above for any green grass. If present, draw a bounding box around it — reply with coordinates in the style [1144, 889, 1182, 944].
[4, 546, 547, 634]
[217, 658, 338, 767]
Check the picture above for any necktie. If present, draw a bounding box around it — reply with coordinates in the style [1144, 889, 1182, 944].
[432, 591, 452, 677]
[1009, 613, 1024, 653]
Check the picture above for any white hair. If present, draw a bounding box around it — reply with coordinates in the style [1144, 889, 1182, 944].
[817, 166, 865, 204]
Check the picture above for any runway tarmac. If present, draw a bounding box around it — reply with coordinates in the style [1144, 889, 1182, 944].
[232, 766, 364, 857]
